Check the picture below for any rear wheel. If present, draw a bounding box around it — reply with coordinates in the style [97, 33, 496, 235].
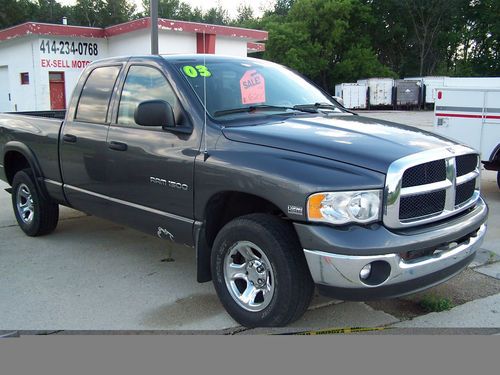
[211, 213, 314, 327]
[497, 171, 500, 190]
[11, 169, 59, 236]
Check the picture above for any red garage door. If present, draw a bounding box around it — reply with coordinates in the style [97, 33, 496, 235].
[49, 72, 66, 110]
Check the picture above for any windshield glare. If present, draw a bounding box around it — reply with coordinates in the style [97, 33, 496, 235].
[173, 58, 340, 118]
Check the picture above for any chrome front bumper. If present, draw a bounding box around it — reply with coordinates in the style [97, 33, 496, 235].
[304, 224, 486, 298]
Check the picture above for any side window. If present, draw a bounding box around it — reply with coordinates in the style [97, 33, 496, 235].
[75, 66, 121, 123]
[118, 65, 179, 126]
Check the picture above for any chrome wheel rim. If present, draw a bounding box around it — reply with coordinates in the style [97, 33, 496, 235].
[224, 241, 275, 312]
[16, 183, 35, 224]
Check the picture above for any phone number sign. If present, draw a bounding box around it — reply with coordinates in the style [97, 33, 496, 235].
[38, 39, 101, 70]
[40, 39, 99, 56]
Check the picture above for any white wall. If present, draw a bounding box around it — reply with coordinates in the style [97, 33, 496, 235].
[215, 36, 248, 57]
[0, 37, 37, 111]
[107, 29, 150, 56]
[108, 29, 198, 56]
[159, 31, 197, 54]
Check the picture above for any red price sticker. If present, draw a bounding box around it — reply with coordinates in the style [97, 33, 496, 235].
[240, 70, 266, 105]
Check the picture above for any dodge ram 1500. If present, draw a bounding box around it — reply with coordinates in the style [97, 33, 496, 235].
[0, 55, 488, 327]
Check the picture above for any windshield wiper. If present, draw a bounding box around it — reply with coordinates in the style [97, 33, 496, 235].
[213, 105, 318, 117]
[294, 102, 338, 110]
[295, 102, 358, 115]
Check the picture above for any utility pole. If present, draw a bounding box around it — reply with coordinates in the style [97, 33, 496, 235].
[151, 0, 159, 55]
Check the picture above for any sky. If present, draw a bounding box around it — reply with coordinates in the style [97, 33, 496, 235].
[59, 0, 273, 18]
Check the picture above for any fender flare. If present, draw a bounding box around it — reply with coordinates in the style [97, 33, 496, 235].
[3, 141, 49, 199]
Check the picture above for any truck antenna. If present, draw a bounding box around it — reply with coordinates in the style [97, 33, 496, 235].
[202, 30, 208, 161]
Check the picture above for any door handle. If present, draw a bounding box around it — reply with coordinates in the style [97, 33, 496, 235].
[108, 141, 128, 151]
[63, 134, 77, 143]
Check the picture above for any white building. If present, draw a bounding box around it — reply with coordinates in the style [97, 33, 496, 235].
[0, 17, 267, 112]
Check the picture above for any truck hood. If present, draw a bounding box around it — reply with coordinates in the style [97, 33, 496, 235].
[222, 114, 455, 173]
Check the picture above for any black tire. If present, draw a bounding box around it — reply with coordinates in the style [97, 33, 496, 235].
[497, 171, 500, 190]
[211, 213, 314, 327]
[11, 169, 59, 236]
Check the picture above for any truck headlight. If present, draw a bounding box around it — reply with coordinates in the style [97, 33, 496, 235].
[307, 190, 382, 225]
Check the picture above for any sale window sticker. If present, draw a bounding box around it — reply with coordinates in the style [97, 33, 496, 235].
[240, 70, 266, 105]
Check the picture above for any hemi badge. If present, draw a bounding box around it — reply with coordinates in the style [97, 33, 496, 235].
[288, 205, 303, 215]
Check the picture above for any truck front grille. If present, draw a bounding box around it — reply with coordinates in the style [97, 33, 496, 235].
[399, 190, 446, 220]
[455, 179, 476, 206]
[384, 145, 480, 228]
[401, 159, 446, 188]
[456, 154, 478, 177]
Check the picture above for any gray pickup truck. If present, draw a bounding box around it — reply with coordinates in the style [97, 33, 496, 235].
[0, 55, 488, 327]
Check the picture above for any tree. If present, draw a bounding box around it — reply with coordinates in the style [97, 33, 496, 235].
[203, 5, 229, 25]
[403, 0, 461, 76]
[71, 0, 105, 27]
[0, 0, 38, 28]
[141, 0, 179, 19]
[264, 0, 395, 91]
[464, 0, 500, 75]
[235, 4, 254, 26]
[102, 0, 135, 26]
[36, 0, 68, 24]
[273, 0, 296, 16]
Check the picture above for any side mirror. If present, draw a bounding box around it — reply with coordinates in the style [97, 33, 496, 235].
[134, 100, 175, 128]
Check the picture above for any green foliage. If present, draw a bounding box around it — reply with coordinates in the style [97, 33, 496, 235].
[202, 5, 229, 25]
[0, 0, 37, 28]
[102, 0, 135, 26]
[263, 0, 396, 91]
[71, 0, 105, 27]
[234, 4, 254, 26]
[419, 295, 455, 312]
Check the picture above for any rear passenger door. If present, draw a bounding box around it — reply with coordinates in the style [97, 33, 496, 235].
[103, 63, 198, 245]
[60, 64, 122, 214]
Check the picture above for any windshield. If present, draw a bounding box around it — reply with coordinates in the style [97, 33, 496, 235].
[171, 57, 341, 118]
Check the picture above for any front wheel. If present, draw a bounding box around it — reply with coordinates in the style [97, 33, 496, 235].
[211, 214, 314, 327]
[497, 171, 500, 190]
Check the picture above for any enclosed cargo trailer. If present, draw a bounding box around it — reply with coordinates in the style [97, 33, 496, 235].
[357, 78, 394, 108]
[434, 87, 500, 187]
[334, 83, 367, 109]
[405, 76, 446, 108]
[395, 80, 421, 108]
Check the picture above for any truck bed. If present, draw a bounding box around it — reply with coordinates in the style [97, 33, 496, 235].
[0, 112, 64, 185]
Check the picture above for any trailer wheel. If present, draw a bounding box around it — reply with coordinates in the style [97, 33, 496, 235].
[11, 169, 59, 236]
[211, 213, 314, 327]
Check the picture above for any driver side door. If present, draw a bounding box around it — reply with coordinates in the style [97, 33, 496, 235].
[102, 63, 199, 246]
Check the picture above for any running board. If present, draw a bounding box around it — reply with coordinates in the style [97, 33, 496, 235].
[5, 187, 12, 194]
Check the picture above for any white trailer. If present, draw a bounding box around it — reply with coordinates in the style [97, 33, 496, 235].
[443, 77, 500, 88]
[434, 87, 500, 188]
[405, 76, 447, 107]
[334, 83, 367, 109]
[357, 78, 394, 107]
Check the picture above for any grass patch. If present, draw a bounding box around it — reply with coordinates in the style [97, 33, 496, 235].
[419, 295, 455, 312]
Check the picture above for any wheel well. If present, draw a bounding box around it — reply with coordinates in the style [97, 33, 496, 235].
[4, 151, 30, 185]
[203, 192, 285, 248]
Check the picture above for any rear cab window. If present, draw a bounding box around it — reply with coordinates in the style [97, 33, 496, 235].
[75, 66, 121, 123]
